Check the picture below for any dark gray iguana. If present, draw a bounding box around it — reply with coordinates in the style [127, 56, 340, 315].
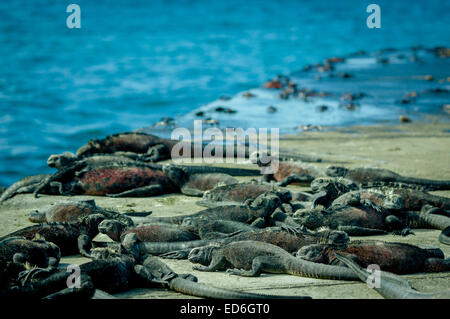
[131, 227, 350, 259]
[0, 174, 52, 204]
[326, 166, 450, 191]
[130, 193, 283, 227]
[75, 131, 322, 163]
[0, 214, 106, 257]
[188, 240, 360, 280]
[197, 181, 292, 207]
[335, 253, 450, 299]
[98, 220, 199, 242]
[162, 164, 238, 196]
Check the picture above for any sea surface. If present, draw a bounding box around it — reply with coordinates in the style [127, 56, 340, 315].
[0, 0, 449, 186]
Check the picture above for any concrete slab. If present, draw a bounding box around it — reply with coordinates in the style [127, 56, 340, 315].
[1, 122, 449, 299]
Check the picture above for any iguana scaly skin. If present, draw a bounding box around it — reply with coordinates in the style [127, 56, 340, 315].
[28, 199, 135, 226]
[76, 132, 178, 159]
[0, 174, 51, 204]
[132, 193, 282, 227]
[4, 253, 136, 298]
[163, 164, 238, 196]
[0, 237, 61, 270]
[0, 214, 105, 257]
[198, 182, 292, 207]
[294, 203, 411, 236]
[330, 187, 450, 213]
[298, 240, 450, 274]
[133, 227, 349, 258]
[335, 253, 450, 299]
[188, 240, 359, 280]
[327, 166, 450, 191]
[34, 161, 178, 198]
[135, 254, 309, 299]
[76, 131, 322, 163]
[180, 218, 259, 239]
[98, 219, 199, 242]
[0, 237, 61, 291]
[250, 151, 324, 186]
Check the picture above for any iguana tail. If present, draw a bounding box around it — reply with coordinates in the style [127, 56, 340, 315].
[335, 253, 450, 299]
[168, 277, 310, 299]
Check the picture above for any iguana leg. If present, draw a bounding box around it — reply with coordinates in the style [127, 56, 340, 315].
[311, 191, 329, 207]
[18, 257, 60, 286]
[385, 215, 413, 236]
[42, 273, 95, 299]
[106, 184, 164, 198]
[227, 256, 285, 277]
[250, 217, 266, 228]
[78, 234, 93, 258]
[180, 186, 205, 197]
[337, 225, 388, 236]
[439, 226, 450, 245]
[192, 254, 228, 272]
[145, 144, 171, 162]
[423, 257, 450, 272]
[159, 249, 192, 259]
[278, 173, 315, 187]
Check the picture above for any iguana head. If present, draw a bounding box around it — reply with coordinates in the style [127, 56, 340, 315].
[326, 166, 349, 177]
[98, 219, 127, 242]
[162, 164, 188, 186]
[382, 193, 404, 210]
[296, 244, 330, 263]
[188, 244, 221, 266]
[318, 229, 349, 247]
[47, 152, 77, 169]
[28, 209, 47, 223]
[293, 209, 325, 230]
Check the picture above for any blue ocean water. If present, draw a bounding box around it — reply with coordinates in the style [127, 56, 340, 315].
[0, 0, 449, 186]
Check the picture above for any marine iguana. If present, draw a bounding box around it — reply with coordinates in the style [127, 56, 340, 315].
[0, 174, 52, 204]
[294, 202, 412, 236]
[180, 218, 259, 239]
[326, 166, 450, 190]
[162, 164, 238, 196]
[335, 253, 450, 299]
[131, 193, 283, 228]
[135, 249, 310, 299]
[132, 227, 349, 259]
[124, 233, 310, 299]
[35, 159, 261, 198]
[332, 187, 450, 211]
[188, 240, 360, 280]
[309, 177, 359, 207]
[98, 220, 199, 242]
[33, 161, 178, 198]
[297, 240, 450, 274]
[0, 214, 105, 257]
[48, 151, 262, 176]
[198, 181, 292, 207]
[28, 199, 135, 226]
[250, 152, 324, 186]
[4, 251, 136, 298]
[0, 237, 61, 291]
[0, 237, 61, 272]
